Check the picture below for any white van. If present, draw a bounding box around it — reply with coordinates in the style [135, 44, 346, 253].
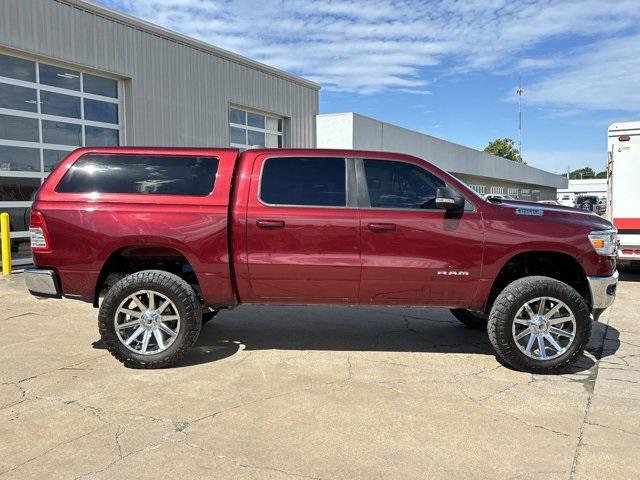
[608, 121, 640, 266]
[557, 192, 575, 207]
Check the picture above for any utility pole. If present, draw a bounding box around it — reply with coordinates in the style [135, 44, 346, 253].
[516, 79, 524, 158]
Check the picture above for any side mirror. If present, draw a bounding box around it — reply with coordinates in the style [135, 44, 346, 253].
[435, 187, 465, 211]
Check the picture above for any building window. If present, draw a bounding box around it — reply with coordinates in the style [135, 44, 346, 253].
[508, 187, 519, 197]
[229, 106, 283, 150]
[470, 184, 486, 194]
[0, 51, 123, 267]
[490, 186, 505, 195]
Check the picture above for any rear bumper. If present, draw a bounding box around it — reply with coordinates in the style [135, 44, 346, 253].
[24, 268, 61, 298]
[617, 233, 640, 260]
[587, 270, 618, 310]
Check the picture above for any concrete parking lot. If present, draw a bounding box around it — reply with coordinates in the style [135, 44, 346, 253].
[1, 273, 638, 480]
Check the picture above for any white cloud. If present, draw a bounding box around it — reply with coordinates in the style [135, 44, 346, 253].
[522, 34, 640, 112]
[514, 58, 559, 71]
[100, 0, 640, 103]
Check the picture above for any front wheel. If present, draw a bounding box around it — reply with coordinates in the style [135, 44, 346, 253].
[487, 276, 591, 373]
[98, 270, 202, 369]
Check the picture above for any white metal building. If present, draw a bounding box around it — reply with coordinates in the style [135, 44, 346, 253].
[317, 112, 568, 200]
[557, 179, 607, 196]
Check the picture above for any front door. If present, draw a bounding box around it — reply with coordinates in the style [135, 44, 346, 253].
[357, 157, 484, 306]
[244, 155, 360, 303]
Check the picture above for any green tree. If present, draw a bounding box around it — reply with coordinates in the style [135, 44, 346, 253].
[484, 138, 525, 164]
[595, 170, 607, 179]
[569, 167, 596, 179]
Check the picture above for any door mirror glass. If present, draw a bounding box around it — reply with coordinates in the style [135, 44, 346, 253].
[435, 187, 465, 211]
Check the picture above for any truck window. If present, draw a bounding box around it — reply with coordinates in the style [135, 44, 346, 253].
[260, 157, 346, 207]
[56, 154, 218, 195]
[363, 159, 445, 209]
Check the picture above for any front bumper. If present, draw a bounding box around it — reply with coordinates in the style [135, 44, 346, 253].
[24, 268, 61, 298]
[587, 270, 618, 310]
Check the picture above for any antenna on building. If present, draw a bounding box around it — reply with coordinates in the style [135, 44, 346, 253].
[516, 78, 524, 157]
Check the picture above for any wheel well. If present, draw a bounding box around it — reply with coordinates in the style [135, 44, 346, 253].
[485, 252, 591, 313]
[94, 246, 200, 307]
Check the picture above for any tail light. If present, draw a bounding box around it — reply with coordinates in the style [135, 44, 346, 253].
[29, 210, 51, 252]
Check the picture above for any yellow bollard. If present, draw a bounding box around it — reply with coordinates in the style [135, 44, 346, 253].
[1, 212, 10, 276]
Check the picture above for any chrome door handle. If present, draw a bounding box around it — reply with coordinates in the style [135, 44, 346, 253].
[256, 219, 285, 229]
[368, 223, 396, 232]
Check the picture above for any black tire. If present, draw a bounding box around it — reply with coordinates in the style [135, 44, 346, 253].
[98, 270, 201, 369]
[202, 309, 219, 324]
[487, 276, 591, 373]
[450, 309, 488, 329]
[581, 201, 593, 211]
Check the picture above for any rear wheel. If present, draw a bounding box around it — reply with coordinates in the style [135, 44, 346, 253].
[487, 276, 591, 373]
[450, 309, 487, 329]
[98, 270, 201, 369]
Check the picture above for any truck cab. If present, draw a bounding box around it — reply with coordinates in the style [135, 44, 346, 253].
[25, 147, 618, 372]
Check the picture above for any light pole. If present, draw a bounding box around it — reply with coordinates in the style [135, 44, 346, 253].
[516, 80, 524, 158]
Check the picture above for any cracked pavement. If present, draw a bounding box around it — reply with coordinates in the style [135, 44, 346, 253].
[1, 272, 639, 479]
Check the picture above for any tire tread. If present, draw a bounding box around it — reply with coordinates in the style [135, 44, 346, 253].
[98, 270, 201, 369]
[487, 276, 591, 373]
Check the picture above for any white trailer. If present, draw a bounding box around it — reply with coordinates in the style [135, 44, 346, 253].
[608, 121, 640, 265]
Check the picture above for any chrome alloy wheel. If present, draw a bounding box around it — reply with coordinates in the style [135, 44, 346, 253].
[512, 296, 577, 360]
[114, 290, 180, 355]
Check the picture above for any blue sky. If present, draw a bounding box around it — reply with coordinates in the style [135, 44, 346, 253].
[96, 0, 640, 174]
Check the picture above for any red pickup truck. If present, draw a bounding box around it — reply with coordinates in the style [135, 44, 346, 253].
[25, 147, 618, 372]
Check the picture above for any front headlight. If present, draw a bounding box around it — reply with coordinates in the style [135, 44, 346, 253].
[588, 228, 618, 256]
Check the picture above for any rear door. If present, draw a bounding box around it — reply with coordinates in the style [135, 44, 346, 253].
[243, 154, 360, 303]
[357, 157, 484, 306]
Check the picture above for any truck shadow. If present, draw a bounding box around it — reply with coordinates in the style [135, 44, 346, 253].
[170, 305, 620, 374]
